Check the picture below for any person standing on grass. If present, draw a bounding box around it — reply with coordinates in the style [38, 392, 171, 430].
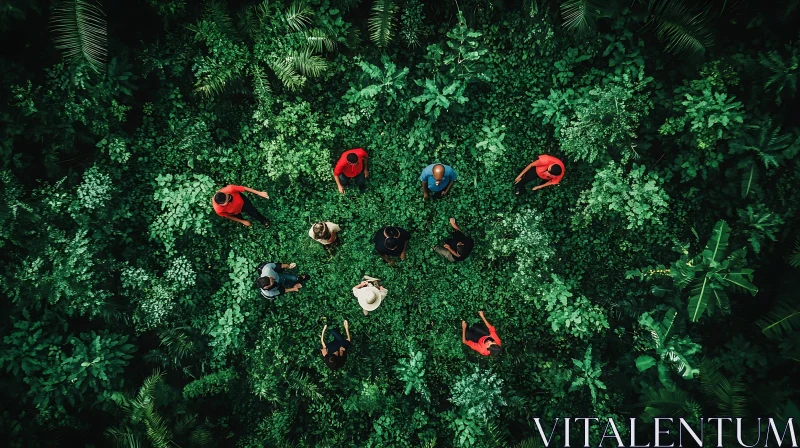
[420, 163, 457, 199]
[434, 218, 474, 262]
[309, 221, 341, 247]
[373, 226, 411, 266]
[514, 154, 565, 194]
[333, 148, 369, 194]
[212, 184, 270, 227]
[461, 311, 502, 357]
[353, 276, 387, 316]
[321, 320, 351, 370]
[255, 261, 310, 300]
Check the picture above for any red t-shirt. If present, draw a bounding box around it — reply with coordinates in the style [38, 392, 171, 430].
[333, 148, 368, 178]
[534, 154, 565, 186]
[465, 324, 502, 356]
[213, 185, 245, 216]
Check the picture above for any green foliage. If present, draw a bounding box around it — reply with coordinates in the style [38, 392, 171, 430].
[568, 346, 607, 406]
[183, 368, 238, 399]
[105, 370, 213, 448]
[50, 0, 107, 72]
[368, 0, 397, 47]
[573, 161, 670, 231]
[635, 308, 701, 390]
[539, 275, 610, 340]
[150, 173, 216, 255]
[660, 79, 745, 152]
[2, 1, 799, 445]
[0, 319, 134, 422]
[393, 348, 431, 402]
[759, 44, 799, 105]
[736, 204, 784, 254]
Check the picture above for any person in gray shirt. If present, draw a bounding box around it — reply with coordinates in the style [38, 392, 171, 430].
[255, 261, 309, 300]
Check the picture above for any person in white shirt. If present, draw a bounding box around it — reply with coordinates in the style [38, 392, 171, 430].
[309, 221, 341, 246]
[353, 276, 387, 316]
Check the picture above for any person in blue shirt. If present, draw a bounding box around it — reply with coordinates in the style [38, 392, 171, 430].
[419, 163, 457, 199]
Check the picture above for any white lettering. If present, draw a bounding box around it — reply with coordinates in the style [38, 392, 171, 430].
[655, 418, 675, 448]
[599, 418, 625, 447]
[678, 418, 703, 447]
[630, 418, 651, 448]
[576, 418, 599, 447]
[766, 418, 797, 447]
[708, 418, 732, 448]
[533, 418, 560, 447]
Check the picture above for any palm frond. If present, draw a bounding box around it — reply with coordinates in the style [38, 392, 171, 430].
[204, 0, 234, 34]
[757, 298, 800, 340]
[515, 437, 546, 448]
[304, 28, 337, 53]
[284, 0, 313, 32]
[158, 327, 195, 361]
[105, 425, 143, 448]
[50, 0, 107, 72]
[559, 0, 603, 34]
[269, 57, 306, 90]
[290, 49, 327, 77]
[791, 237, 800, 268]
[652, 0, 714, 55]
[135, 369, 165, 407]
[143, 407, 173, 448]
[368, 0, 397, 48]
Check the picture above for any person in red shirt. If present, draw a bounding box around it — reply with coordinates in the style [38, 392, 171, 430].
[333, 148, 369, 194]
[211, 184, 270, 227]
[461, 311, 502, 357]
[514, 154, 565, 194]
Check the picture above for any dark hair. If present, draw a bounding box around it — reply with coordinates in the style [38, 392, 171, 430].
[324, 353, 345, 370]
[487, 344, 503, 356]
[384, 237, 398, 250]
[549, 164, 562, 176]
[346, 153, 358, 164]
[214, 192, 227, 205]
[256, 276, 274, 290]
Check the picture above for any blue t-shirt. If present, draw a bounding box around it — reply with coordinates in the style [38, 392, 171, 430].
[419, 164, 457, 193]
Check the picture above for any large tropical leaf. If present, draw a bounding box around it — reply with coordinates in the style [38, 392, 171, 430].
[559, 0, 604, 34]
[740, 164, 758, 198]
[50, 0, 107, 72]
[757, 299, 800, 339]
[639, 386, 698, 422]
[703, 220, 730, 265]
[688, 273, 713, 322]
[368, 0, 397, 48]
[652, 0, 714, 55]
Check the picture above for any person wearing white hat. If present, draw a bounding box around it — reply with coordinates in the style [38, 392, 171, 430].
[353, 276, 388, 316]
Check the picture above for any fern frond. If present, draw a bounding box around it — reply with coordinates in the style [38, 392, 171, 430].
[368, 0, 397, 48]
[135, 370, 164, 407]
[158, 327, 194, 361]
[653, 0, 714, 55]
[143, 406, 173, 448]
[757, 298, 800, 339]
[559, 0, 603, 34]
[50, 0, 107, 72]
[515, 437, 546, 448]
[251, 65, 272, 103]
[284, 0, 313, 32]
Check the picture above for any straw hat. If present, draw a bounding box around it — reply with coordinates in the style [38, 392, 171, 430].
[355, 285, 384, 311]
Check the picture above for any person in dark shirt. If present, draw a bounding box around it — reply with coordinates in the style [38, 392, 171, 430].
[434, 218, 474, 262]
[320, 320, 351, 370]
[373, 226, 411, 266]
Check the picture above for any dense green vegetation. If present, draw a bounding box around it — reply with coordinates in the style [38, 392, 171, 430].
[2, 0, 800, 446]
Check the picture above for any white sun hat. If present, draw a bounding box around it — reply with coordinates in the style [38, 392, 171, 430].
[354, 285, 385, 311]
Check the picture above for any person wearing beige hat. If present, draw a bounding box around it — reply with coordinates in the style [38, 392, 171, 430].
[353, 276, 387, 316]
